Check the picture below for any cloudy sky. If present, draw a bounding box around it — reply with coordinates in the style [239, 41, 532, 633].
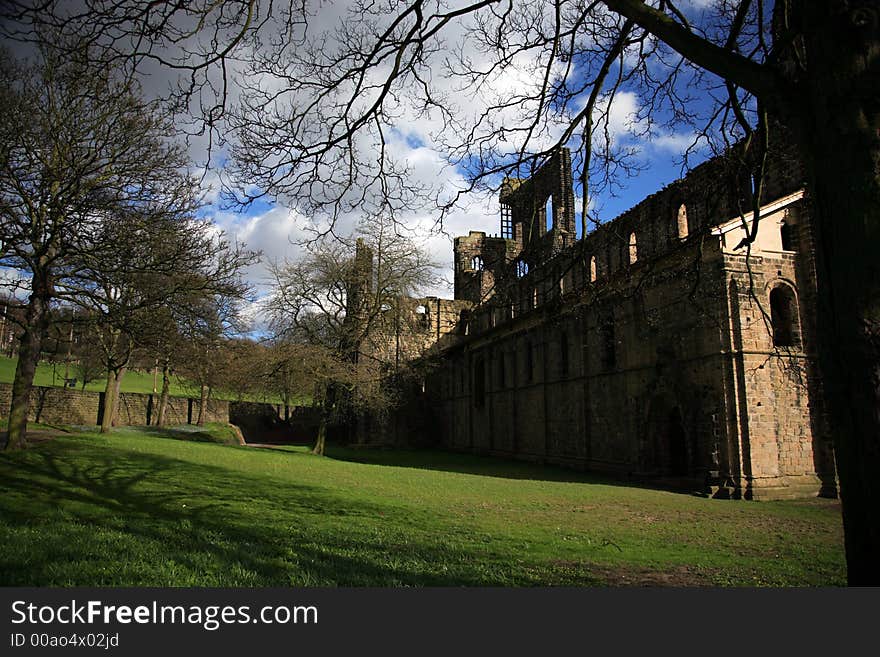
[2, 1, 721, 328]
[180, 1, 721, 330]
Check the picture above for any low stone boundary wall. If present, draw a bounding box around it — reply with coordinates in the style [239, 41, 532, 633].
[0, 382, 228, 427]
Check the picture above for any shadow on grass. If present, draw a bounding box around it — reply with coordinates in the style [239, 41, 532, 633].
[321, 445, 708, 496]
[0, 438, 604, 587]
[113, 424, 238, 445]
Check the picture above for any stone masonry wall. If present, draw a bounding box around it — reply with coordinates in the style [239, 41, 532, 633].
[0, 382, 229, 427]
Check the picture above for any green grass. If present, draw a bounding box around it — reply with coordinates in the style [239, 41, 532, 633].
[0, 356, 297, 404]
[0, 427, 846, 586]
[0, 355, 194, 396]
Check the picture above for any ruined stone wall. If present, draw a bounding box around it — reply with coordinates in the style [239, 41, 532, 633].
[408, 140, 832, 499]
[360, 296, 472, 366]
[430, 235, 736, 482]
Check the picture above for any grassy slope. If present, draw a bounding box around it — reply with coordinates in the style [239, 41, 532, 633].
[0, 427, 846, 586]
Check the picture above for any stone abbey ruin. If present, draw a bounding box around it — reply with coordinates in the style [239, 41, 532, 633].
[352, 144, 838, 501]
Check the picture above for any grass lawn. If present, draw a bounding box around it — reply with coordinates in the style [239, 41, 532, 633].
[0, 356, 295, 404]
[0, 355, 194, 396]
[0, 426, 846, 586]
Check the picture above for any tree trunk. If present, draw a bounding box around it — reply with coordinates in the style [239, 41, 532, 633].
[156, 363, 171, 428]
[100, 370, 116, 434]
[100, 366, 127, 433]
[5, 285, 50, 450]
[197, 383, 208, 426]
[112, 366, 126, 427]
[792, 2, 880, 585]
[312, 385, 335, 456]
[313, 414, 327, 456]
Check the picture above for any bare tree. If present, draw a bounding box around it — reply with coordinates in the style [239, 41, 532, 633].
[267, 218, 439, 454]
[175, 285, 254, 427]
[0, 42, 202, 447]
[69, 208, 256, 433]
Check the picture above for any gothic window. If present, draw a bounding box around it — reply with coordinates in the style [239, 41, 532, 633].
[532, 287, 539, 308]
[628, 232, 638, 264]
[590, 256, 597, 282]
[770, 285, 799, 348]
[677, 204, 688, 239]
[516, 259, 529, 278]
[471, 255, 484, 270]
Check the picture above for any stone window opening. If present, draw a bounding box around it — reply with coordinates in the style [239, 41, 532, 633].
[471, 255, 484, 270]
[780, 221, 795, 251]
[516, 259, 529, 278]
[677, 204, 688, 240]
[769, 285, 800, 348]
[415, 304, 428, 329]
[589, 255, 597, 282]
[628, 232, 638, 264]
[545, 195, 554, 233]
[532, 287, 539, 308]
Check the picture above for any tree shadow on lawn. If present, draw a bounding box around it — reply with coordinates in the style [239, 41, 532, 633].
[323, 445, 708, 496]
[0, 441, 604, 587]
[113, 424, 238, 445]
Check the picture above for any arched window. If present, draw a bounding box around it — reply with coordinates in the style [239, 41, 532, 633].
[589, 256, 597, 282]
[780, 221, 795, 251]
[516, 259, 529, 278]
[471, 255, 484, 270]
[545, 195, 554, 232]
[770, 285, 799, 347]
[677, 204, 688, 239]
[628, 232, 638, 264]
[532, 287, 539, 308]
